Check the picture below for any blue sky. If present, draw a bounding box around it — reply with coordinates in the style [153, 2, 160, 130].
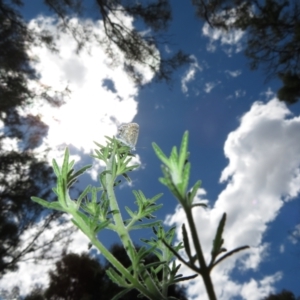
[2, 1, 300, 299]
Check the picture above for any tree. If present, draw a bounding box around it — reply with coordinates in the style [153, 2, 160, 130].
[263, 289, 300, 300]
[24, 244, 188, 300]
[191, 0, 300, 104]
[0, 143, 75, 276]
[42, 0, 189, 84]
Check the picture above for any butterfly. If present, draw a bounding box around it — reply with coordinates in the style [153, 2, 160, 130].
[116, 123, 139, 150]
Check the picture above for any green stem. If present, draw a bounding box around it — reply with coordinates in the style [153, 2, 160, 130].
[70, 211, 159, 299]
[105, 151, 166, 300]
[161, 241, 169, 297]
[185, 207, 217, 300]
[106, 152, 136, 262]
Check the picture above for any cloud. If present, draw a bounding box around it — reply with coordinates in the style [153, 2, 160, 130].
[234, 89, 246, 98]
[23, 15, 156, 162]
[165, 99, 300, 299]
[181, 55, 202, 94]
[202, 23, 245, 56]
[225, 69, 242, 77]
[288, 224, 300, 244]
[204, 81, 220, 93]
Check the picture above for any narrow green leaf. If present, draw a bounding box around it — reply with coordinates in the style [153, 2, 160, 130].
[68, 160, 75, 171]
[211, 245, 250, 270]
[212, 213, 227, 257]
[48, 202, 65, 211]
[182, 224, 192, 261]
[191, 203, 207, 209]
[106, 268, 128, 287]
[94, 220, 111, 232]
[62, 148, 70, 176]
[188, 180, 202, 205]
[152, 142, 170, 166]
[76, 185, 91, 209]
[129, 221, 161, 230]
[69, 165, 92, 181]
[122, 173, 131, 182]
[125, 206, 135, 218]
[178, 131, 189, 172]
[31, 197, 51, 209]
[180, 162, 190, 197]
[67, 177, 78, 189]
[52, 159, 60, 177]
[111, 288, 133, 300]
[170, 146, 178, 163]
[144, 260, 166, 270]
[172, 273, 198, 283]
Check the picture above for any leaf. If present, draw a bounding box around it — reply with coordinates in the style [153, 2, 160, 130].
[48, 201, 65, 211]
[125, 206, 135, 218]
[212, 213, 226, 257]
[62, 148, 70, 177]
[52, 159, 60, 177]
[122, 173, 131, 182]
[31, 197, 52, 208]
[182, 224, 192, 261]
[191, 203, 207, 209]
[111, 288, 133, 300]
[106, 268, 128, 287]
[188, 180, 201, 206]
[178, 131, 189, 173]
[180, 162, 190, 197]
[152, 142, 170, 166]
[170, 146, 178, 163]
[94, 219, 111, 232]
[69, 165, 92, 182]
[129, 220, 161, 230]
[211, 245, 250, 270]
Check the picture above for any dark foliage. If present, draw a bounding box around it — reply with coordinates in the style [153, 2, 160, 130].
[0, 144, 72, 276]
[42, 0, 190, 84]
[24, 244, 188, 300]
[191, 0, 300, 104]
[263, 289, 300, 300]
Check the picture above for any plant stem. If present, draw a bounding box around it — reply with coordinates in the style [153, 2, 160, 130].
[105, 152, 166, 300]
[185, 207, 217, 300]
[71, 211, 158, 299]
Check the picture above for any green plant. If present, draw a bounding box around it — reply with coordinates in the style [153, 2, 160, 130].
[32, 132, 249, 300]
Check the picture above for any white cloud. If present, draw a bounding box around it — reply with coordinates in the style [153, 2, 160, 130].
[181, 55, 202, 94]
[23, 14, 156, 163]
[279, 244, 285, 253]
[240, 273, 282, 300]
[202, 22, 245, 56]
[261, 88, 276, 101]
[165, 99, 300, 299]
[235, 89, 246, 98]
[204, 81, 220, 93]
[288, 224, 300, 244]
[225, 69, 242, 77]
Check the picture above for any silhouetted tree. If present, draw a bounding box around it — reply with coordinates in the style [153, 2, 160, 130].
[42, 0, 189, 84]
[277, 72, 300, 104]
[191, 0, 300, 104]
[0, 144, 75, 275]
[263, 289, 300, 300]
[24, 244, 188, 300]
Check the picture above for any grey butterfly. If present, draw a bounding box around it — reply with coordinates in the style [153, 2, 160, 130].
[116, 123, 139, 150]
